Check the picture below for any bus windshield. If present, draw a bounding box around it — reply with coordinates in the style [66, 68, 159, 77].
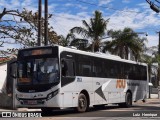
[17, 58, 59, 85]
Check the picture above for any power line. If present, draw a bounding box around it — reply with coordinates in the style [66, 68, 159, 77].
[51, 0, 160, 23]
[52, 18, 69, 35]
[76, 0, 160, 21]
[52, 13, 160, 33]
[76, 0, 143, 14]
[77, 0, 118, 11]
[49, 1, 160, 34]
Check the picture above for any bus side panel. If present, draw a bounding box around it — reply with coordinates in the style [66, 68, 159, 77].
[46, 94, 63, 107]
[42, 84, 63, 108]
[75, 77, 94, 106]
[60, 77, 94, 107]
[126, 80, 147, 102]
[60, 77, 94, 108]
[108, 79, 121, 104]
[93, 78, 105, 105]
[103, 78, 121, 104]
[60, 80, 77, 107]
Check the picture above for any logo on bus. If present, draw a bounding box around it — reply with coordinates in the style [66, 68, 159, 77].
[77, 78, 82, 82]
[116, 79, 126, 89]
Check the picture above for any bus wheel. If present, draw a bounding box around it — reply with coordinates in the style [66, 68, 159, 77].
[125, 92, 132, 107]
[77, 93, 88, 112]
[118, 92, 132, 108]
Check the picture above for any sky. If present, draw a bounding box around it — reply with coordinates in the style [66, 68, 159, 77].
[1, 0, 160, 50]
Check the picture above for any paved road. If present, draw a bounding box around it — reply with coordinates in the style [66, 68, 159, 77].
[0, 97, 160, 120]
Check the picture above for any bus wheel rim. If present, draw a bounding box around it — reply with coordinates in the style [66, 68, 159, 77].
[79, 98, 86, 109]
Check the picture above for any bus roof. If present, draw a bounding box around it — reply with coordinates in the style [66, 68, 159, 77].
[58, 46, 147, 66]
[18, 45, 147, 66]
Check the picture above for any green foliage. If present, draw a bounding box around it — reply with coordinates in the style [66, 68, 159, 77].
[70, 10, 109, 52]
[0, 8, 60, 49]
[58, 33, 75, 47]
[103, 27, 147, 60]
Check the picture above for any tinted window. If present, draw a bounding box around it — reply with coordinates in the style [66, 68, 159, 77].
[79, 61, 91, 76]
[63, 59, 75, 77]
[76, 55, 92, 77]
[93, 58, 103, 77]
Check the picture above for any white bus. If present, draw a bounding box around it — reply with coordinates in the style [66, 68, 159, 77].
[15, 45, 148, 113]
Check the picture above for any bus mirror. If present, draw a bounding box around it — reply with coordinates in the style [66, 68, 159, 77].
[61, 60, 68, 76]
[9, 62, 17, 78]
[10, 74, 17, 78]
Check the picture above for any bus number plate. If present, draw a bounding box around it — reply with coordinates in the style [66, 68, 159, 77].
[27, 100, 37, 105]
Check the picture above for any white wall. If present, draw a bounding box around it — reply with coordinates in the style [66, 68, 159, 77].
[0, 63, 7, 91]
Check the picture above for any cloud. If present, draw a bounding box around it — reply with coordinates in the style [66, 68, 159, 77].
[122, 0, 131, 4]
[137, 2, 153, 12]
[11, 0, 20, 7]
[0, 0, 38, 12]
[0, 0, 159, 49]
[107, 7, 160, 32]
[103, 7, 160, 47]
[50, 12, 90, 36]
[0, 39, 22, 51]
[99, 0, 114, 6]
[64, 3, 73, 7]
[147, 35, 158, 47]
[64, 3, 88, 10]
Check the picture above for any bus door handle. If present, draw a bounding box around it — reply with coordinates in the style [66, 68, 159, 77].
[96, 82, 100, 85]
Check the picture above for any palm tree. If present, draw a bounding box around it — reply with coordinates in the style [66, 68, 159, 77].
[150, 52, 160, 87]
[58, 33, 75, 47]
[103, 27, 147, 60]
[70, 10, 109, 52]
[58, 33, 89, 51]
[141, 54, 154, 79]
[70, 38, 88, 50]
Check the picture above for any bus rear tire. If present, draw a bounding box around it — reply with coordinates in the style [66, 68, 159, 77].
[76, 93, 88, 112]
[118, 92, 132, 108]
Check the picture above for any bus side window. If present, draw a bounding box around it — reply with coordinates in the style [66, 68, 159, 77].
[61, 59, 75, 77]
[93, 59, 103, 77]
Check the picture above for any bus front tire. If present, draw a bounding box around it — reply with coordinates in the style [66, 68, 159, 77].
[118, 92, 132, 108]
[76, 93, 88, 112]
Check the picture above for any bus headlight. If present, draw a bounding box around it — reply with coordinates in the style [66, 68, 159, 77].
[46, 89, 59, 101]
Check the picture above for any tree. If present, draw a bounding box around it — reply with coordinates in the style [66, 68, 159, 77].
[141, 54, 154, 82]
[58, 33, 88, 50]
[140, 53, 160, 87]
[103, 27, 147, 60]
[70, 38, 89, 50]
[0, 8, 60, 48]
[58, 33, 75, 47]
[70, 10, 109, 52]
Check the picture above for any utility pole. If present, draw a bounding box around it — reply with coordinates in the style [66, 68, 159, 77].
[158, 31, 160, 86]
[158, 32, 160, 56]
[38, 0, 42, 46]
[157, 31, 160, 99]
[44, 0, 48, 46]
[146, 0, 160, 13]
